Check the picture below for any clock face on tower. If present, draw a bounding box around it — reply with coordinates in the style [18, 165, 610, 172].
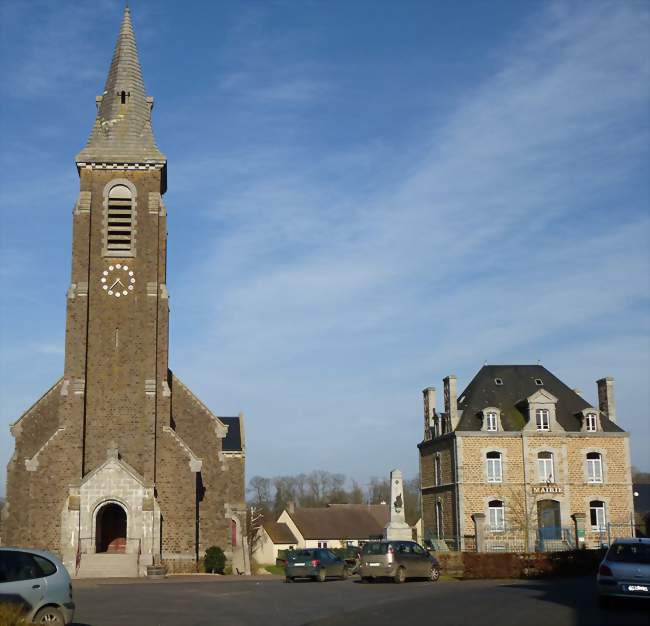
[100, 263, 136, 298]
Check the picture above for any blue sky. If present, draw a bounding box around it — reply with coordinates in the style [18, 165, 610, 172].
[0, 0, 648, 495]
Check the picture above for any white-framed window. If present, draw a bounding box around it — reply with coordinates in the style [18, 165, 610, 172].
[317, 541, 328, 548]
[434, 455, 442, 486]
[488, 500, 505, 532]
[587, 452, 603, 483]
[585, 413, 597, 432]
[486, 412, 498, 432]
[589, 500, 606, 530]
[486, 451, 503, 483]
[537, 451, 555, 483]
[536, 409, 550, 431]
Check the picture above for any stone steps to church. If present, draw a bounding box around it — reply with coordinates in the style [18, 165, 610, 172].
[76, 553, 139, 578]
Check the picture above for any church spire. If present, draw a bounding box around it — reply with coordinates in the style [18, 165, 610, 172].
[76, 6, 165, 166]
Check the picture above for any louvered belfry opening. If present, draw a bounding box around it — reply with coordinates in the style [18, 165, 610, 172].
[107, 184, 133, 253]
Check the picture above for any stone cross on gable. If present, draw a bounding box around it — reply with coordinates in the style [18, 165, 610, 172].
[107, 441, 119, 460]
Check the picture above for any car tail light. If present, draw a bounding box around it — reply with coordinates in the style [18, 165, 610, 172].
[311, 559, 320, 567]
[599, 564, 613, 577]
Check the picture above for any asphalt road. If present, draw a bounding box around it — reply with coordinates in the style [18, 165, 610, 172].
[71, 575, 649, 626]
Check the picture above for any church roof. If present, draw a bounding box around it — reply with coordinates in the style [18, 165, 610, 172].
[76, 7, 165, 166]
[219, 417, 243, 452]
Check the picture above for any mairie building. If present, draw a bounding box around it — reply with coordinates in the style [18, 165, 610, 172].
[1, 7, 247, 577]
[418, 365, 634, 552]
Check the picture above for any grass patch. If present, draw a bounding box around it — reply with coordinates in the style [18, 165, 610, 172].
[0, 603, 28, 625]
[264, 564, 285, 575]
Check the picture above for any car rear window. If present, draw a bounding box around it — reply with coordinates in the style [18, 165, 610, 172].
[607, 543, 650, 564]
[362, 543, 388, 555]
[288, 550, 317, 559]
[33, 555, 57, 576]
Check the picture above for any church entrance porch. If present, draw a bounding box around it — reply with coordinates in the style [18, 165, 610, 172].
[96, 502, 127, 553]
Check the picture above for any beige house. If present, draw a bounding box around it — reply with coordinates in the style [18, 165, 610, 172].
[254, 522, 298, 565]
[253, 503, 390, 564]
[418, 365, 634, 552]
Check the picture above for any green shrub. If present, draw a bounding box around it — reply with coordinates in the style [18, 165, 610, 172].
[0, 603, 28, 626]
[203, 546, 226, 574]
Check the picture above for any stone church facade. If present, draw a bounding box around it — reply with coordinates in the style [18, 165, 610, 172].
[1, 8, 248, 576]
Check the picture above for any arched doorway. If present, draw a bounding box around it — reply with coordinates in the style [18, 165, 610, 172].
[96, 502, 127, 553]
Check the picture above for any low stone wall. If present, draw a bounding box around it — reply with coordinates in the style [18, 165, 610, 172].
[433, 550, 603, 579]
[162, 558, 199, 574]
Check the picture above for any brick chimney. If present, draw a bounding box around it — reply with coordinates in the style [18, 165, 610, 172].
[423, 387, 436, 438]
[597, 377, 616, 423]
[443, 375, 459, 431]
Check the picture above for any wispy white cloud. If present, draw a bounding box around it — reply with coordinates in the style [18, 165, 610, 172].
[170, 0, 650, 479]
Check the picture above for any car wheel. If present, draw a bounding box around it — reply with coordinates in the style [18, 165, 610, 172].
[317, 568, 327, 583]
[393, 567, 406, 584]
[33, 606, 65, 625]
[341, 567, 349, 580]
[428, 566, 440, 582]
[285, 576, 295, 583]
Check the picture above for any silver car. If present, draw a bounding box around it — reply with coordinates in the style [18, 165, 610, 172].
[597, 538, 650, 607]
[0, 547, 75, 624]
[359, 540, 440, 583]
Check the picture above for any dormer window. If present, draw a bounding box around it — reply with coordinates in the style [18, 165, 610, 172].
[585, 413, 597, 432]
[486, 412, 497, 432]
[536, 409, 550, 431]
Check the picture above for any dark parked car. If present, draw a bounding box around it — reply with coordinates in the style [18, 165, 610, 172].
[358, 540, 440, 583]
[285, 548, 349, 582]
[597, 538, 650, 607]
[0, 547, 75, 625]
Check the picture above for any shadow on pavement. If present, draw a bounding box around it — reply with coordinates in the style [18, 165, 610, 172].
[499, 579, 649, 626]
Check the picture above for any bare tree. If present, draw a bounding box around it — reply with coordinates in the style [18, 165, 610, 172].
[246, 505, 265, 570]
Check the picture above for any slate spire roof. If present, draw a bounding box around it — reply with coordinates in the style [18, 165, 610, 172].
[76, 6, 165, 165]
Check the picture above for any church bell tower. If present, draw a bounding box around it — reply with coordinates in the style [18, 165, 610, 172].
[3, 7, 248, 577]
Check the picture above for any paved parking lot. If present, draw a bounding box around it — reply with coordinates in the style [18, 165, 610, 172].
[71, 574, 649, 626]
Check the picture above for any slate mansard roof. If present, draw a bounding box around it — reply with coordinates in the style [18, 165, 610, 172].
[455, 365, 624, 433]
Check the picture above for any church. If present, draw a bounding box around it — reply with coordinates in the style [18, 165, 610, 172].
[1, 7, 248, 577]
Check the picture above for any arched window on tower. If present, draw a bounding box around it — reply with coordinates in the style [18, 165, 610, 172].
[106, 184, 133, 254]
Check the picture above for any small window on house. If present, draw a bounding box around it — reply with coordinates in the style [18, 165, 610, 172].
[486, 451, 503, 483]
[537, 451, 555, 483]
[434, 455, 442, 486]
[585, 413, 597, 432]
[536, 409, 550, 431]
[589, 500, 606, 530]
[486, 412, 498, 432]
[494, 378, 503, 386]
[488, 500, 505, 532]
[106, 184, 133, 253]
[535, 378, 543, 386]
[587, 452, 603, 483]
